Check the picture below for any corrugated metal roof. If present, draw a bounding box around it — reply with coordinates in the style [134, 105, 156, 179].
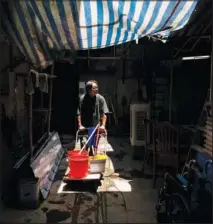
[171, 0, 212, 37]
[169, 0, 212, 57]
[1, 0, 198, 68]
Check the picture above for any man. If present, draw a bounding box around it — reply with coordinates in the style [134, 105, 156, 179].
[77, 80, 109, 131]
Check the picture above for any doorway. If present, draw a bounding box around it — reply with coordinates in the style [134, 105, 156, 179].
[51, 62, 79, 135]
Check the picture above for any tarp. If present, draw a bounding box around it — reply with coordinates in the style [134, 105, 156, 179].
[1, 0, 198, 68]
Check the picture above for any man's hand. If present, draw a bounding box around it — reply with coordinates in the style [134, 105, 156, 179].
[79, 125, 86, 131]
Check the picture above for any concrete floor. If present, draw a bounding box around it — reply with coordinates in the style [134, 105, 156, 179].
[0, 137, 162, 223]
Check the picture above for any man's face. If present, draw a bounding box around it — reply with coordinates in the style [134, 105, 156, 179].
[90, 82, 98, 96]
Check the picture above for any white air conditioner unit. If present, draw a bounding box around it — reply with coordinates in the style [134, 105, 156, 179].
[79, 82, 85, 98]
[130, 103, 150, 146]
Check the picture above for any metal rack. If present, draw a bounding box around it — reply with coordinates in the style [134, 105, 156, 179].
[190, 101, 212, 156]
[182, 93, 212, 175]
[27, 68, 57, 160]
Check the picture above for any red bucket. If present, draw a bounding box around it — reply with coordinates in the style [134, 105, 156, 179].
[67, 150, 89, 179]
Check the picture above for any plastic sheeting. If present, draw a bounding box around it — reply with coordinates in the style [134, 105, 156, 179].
[1, 0, 198, 68]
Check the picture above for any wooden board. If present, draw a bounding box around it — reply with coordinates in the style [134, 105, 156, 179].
[204, 118, 212, 156]
[63, 173, 101, 181]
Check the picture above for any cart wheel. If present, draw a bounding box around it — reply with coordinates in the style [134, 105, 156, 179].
[156, 204, 161, 211]
[156, 188, 165, 212]
[156, 188, 169, 223]
[167, 193, 189, 223]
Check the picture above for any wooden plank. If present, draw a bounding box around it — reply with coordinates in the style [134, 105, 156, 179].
[204, 135, 212, 141]
[204, 140, 212, 145]
[204, 137, 212, 142]
[204, 143, 212, 150]
[205, 125, 212, 129]
[206, 117, 212, 121]
[204, 148, 212, 156]
[63, 173, 101, 181]
[191, 145, 205, 152]
[206, 118, 212, 123]
[202, 130, 212, 137]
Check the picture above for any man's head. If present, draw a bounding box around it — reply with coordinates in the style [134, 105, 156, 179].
[85, 80, 98, 97]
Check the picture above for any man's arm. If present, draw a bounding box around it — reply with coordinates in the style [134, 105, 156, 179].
[100, 97, 109, 128]
[77, 114, 82, 128]
[77, 96, 83, 128]
[102, 114, 107, 127]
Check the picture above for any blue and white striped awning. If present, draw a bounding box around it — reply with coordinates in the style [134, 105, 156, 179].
[2, 0, 198, 68]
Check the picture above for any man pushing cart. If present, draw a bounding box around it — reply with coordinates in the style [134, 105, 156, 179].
[76, 80, 109, 155]
[65, 80, 109, 179]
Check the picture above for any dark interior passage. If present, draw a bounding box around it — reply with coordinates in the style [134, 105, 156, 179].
[51, 62, 79, 135]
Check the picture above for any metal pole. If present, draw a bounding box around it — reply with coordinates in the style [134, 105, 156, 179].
[75, 56, 140, 60]
[87, 50, 90, 68]
[211, 24, 213, 160]
[210, 12, 213, 102]
[174, 35, 211, 58]
[210, 54, 212, 102]
[47, 62, 55, 134]
[169, 59, 173, 123]
[189, 22, 212, 52]
[0, 103, 2, 202]
[29, 94, 33, 159]
[211, 0, 213, 169]
[152, 71, 156, 120]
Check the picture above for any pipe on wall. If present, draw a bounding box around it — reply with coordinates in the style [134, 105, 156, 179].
[47, 62, 55, 134]
[211, 12, 213, 141]
[75, 56, 140, 60]
[169, 59, 173, 123]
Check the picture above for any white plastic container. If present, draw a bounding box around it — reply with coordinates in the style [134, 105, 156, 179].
[97, 136, 107, 153]
[90, 159, 106, 173]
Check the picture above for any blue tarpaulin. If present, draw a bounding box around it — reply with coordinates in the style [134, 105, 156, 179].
[1, 0, 198, 68]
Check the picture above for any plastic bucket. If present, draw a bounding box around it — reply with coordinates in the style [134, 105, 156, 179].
[68, 150, 89, 179]
[89, 155, 107, 173]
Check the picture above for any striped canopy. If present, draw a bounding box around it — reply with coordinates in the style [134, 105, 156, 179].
[2, 0, 198, 68]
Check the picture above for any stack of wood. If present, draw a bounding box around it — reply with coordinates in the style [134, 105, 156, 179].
[204, 104, 212, 156]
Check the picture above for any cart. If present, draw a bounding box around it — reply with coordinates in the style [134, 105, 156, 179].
[63, 128, 109, 223]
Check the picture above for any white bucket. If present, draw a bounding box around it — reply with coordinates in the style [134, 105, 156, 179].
[90, 159, 106, 173]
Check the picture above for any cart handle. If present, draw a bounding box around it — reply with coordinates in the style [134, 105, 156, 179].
[75, 127, 107, 144]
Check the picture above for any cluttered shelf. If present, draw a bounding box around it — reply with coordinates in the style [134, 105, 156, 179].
[182, 101, 212, 157]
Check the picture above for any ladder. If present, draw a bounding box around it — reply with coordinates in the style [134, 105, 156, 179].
[103, 94, 118, 126]
[152, 71, 169, 120]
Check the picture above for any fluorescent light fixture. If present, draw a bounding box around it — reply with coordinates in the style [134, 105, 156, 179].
[182, 55, 210, 60]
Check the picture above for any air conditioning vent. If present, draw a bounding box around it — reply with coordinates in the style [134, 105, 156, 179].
[136, 111, 146, 140]
[130, 103, 150, 146]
